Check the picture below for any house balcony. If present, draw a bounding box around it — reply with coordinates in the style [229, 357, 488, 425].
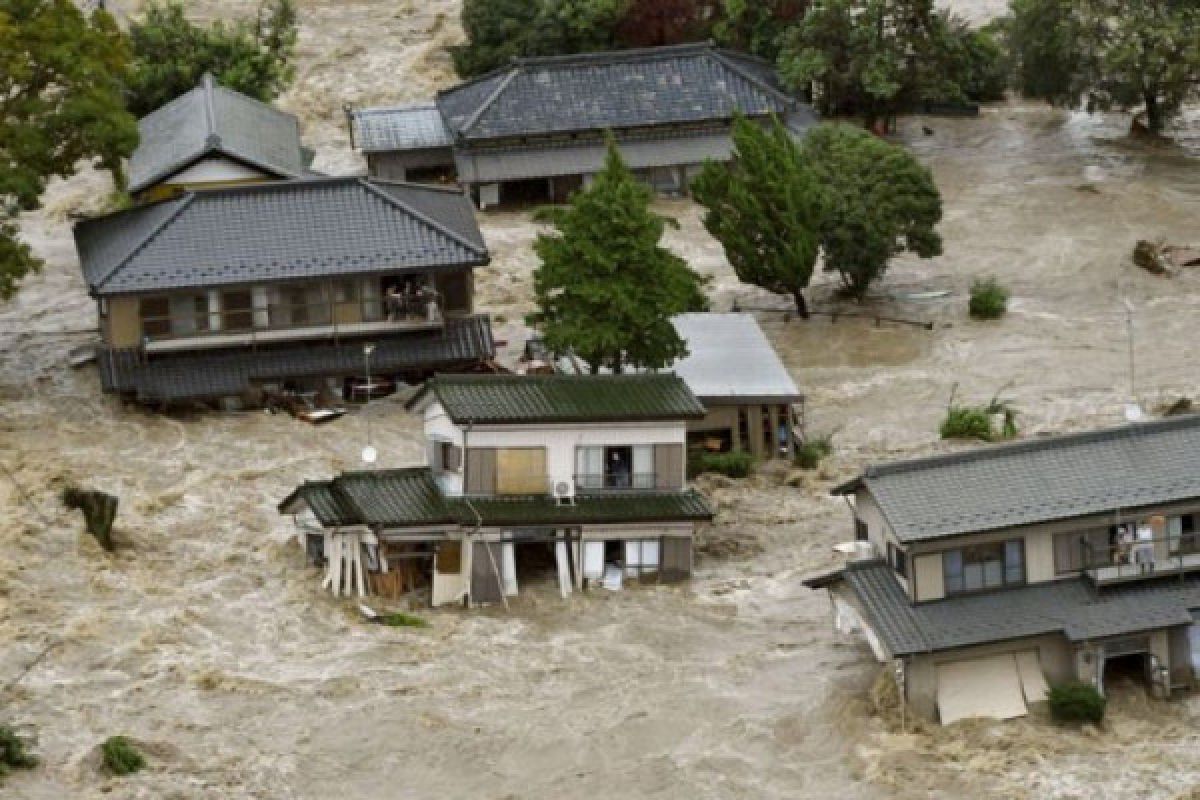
[1083, 535, 1200, 586]
[141, 298, 445, 354]
[574, 473, 660, 491]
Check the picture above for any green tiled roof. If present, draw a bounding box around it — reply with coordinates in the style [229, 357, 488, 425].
[449, 490, 714, 526]
[279, 467, 454, 528]
[280, 467, 713, 529]
[407, 373, 706, 424]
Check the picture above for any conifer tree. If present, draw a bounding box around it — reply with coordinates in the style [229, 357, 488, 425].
[691, 116, 826, 317]
[529, 138, 708, 373]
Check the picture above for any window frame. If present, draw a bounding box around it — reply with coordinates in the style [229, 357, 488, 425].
[942, 538, 1025, 596]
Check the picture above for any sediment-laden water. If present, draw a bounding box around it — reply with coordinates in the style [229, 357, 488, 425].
[2, 2, 1199, 797]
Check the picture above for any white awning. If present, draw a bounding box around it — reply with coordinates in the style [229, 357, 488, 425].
[936, 653, 1033, 724]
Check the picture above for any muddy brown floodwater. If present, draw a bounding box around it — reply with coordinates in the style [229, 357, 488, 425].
[3, 2, 1200, 798]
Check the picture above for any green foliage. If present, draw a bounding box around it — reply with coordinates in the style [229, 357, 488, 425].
[528, 138, 708, 373]
[1004, 0, 1199, 133]
[778, 1, 1008, 123]
[688, 450, 755, 479]
[125, 0, 298, 117]
[692, 116, 826, 316]
[1047, 682, 1106, 725]
[0, 0, 137, 301]
[451, 0, 625, 78]
[794, 435, 832, 470]
[968, 277, 1009, 319]
[380, 612, 429, 628]
[101, 736, 145, 776]
[941, 388, 1019, 441]
[713, 0, 806, 61]
[803, 124, 942, 299]
[0, 725, 38, 777]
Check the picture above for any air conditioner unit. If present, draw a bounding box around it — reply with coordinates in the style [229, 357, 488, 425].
[552, 476, 576, 505]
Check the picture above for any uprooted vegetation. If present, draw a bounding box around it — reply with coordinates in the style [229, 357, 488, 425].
[101, 735, 146, 776]
[0, 725, 38, 778]
[940, 386, 1019, 442]
[794, 435, 833, 470]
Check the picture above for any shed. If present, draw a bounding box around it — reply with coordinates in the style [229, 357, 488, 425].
[669, 313, 802, 458]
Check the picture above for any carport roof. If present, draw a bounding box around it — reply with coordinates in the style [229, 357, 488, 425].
[805, 560, 1200, 657]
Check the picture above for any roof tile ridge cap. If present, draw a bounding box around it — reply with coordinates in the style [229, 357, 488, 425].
[353, 101, 439, 115]
[367, 177, 470, 196]
[708, 48, 797, 110]
[93, 193, 198, 292]
[516, 41, 713, 67]
[458, 67, 522, 137]
[868, 414, 1200, 478]
[201, 73, 218, 142]
[359, 179, 486, 257]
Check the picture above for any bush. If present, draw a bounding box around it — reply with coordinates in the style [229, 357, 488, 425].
[1047, 682, 1106, 725]
[0, 725, 38, 777]
[687, 450, 755, 479]
[794, 435, 833, 470]
[940, 406, 994, 440]
[101, 736, 145, 776]
[969, 277, 1009, 319]
[380, 612, 429, 628]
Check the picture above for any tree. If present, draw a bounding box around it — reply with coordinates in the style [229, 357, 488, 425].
[778, 0, 1007, 126]
[802, 124, 942, 299]
[452, 0, 626, 78]
[1006, 0, 1199, 133]
[528, 138, 708, 372]
[0, 0, 137, 301]
[615, 0, 717, 48]
[125, 0, 298, 117]
[713, 0, 807, 61]
[691, 116, 826, 317]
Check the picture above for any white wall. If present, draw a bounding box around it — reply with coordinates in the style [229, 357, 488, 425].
[165, 155, 270, 185]
[423, 412, 686, 496]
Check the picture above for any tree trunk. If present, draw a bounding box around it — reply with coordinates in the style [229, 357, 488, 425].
[792, 289, 810, 319]
[1143, 90, 1163, 134]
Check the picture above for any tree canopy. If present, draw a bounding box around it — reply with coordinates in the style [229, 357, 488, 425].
[1005, 0, 1199, 133]
[778, 0, 1007, 126]
[125, 0, 298, 117]
[691, 116, 826, 317]
[712, 0, 807, 61]
[528, 139, 708, 372]
[0, 0, 138, 300]
[803, 124, 942, 299]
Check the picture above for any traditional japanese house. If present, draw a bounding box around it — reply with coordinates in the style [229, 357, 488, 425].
[349, 42, 817, 208]
[74, 177, 493, 406]
[279, 374, 715, 606]
[128, 73, 314, 204]
[806, 415, 1200, 724]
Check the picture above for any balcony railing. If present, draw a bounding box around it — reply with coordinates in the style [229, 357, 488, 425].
[1082, 534, 1200, 586]
[574, 473, 659, 491]
[139, 295, 445, 353]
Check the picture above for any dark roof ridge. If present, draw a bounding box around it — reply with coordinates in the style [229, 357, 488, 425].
[458, 67, 523, 137]
[358, 180, 487, 258]
[708, 49, 797, 109]
[184, 174, 360, 196]
[338, 465, 433, 480]
[365, 177, 473, 196]
[512, 41, 718, 68]
[863, 414, 1200, 481]
[92, 194, 197, 292]
[427, 372, 683, 383]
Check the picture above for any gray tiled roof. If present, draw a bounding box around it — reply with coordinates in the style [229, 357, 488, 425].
[74, 178, 488, 296]
[408, 374, 706, 424]
[128, 74, 308, 193]
[98, 315, 494, 403]
[809, 560, 1200, 656]
[836, 415, 1200, 543]
[436, 42, 804, 142]
[280, 466, 713, 529]
[351, 104, 454, 152]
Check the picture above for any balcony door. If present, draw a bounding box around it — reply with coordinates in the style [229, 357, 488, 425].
[576, 445, 654, 490]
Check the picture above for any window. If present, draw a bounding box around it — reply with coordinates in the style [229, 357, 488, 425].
[221, 289, 254, 331]
[1169, 514, 1198, 554]
[854, 518, 869, 542]
[889, 543, 908, 579]
[434, 441, 462, 473]
[139, 296, 171, 339]
[575, 445, 654, 490]
[1053, 529, 1111, 574]
[623, 539, 661, 580]
[943, 539, 1024, 595]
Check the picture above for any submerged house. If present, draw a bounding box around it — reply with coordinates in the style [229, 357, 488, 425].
[128, 73, 314, 203]
[74, 177, 493, 406]
[670, 313, 802, 458]
[807, 415, 1200, 724]
[349, 42, 817, 208]
[279, 374, 714, 606]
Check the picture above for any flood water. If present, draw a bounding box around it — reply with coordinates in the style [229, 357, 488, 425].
[3, 2, 1200, 798]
